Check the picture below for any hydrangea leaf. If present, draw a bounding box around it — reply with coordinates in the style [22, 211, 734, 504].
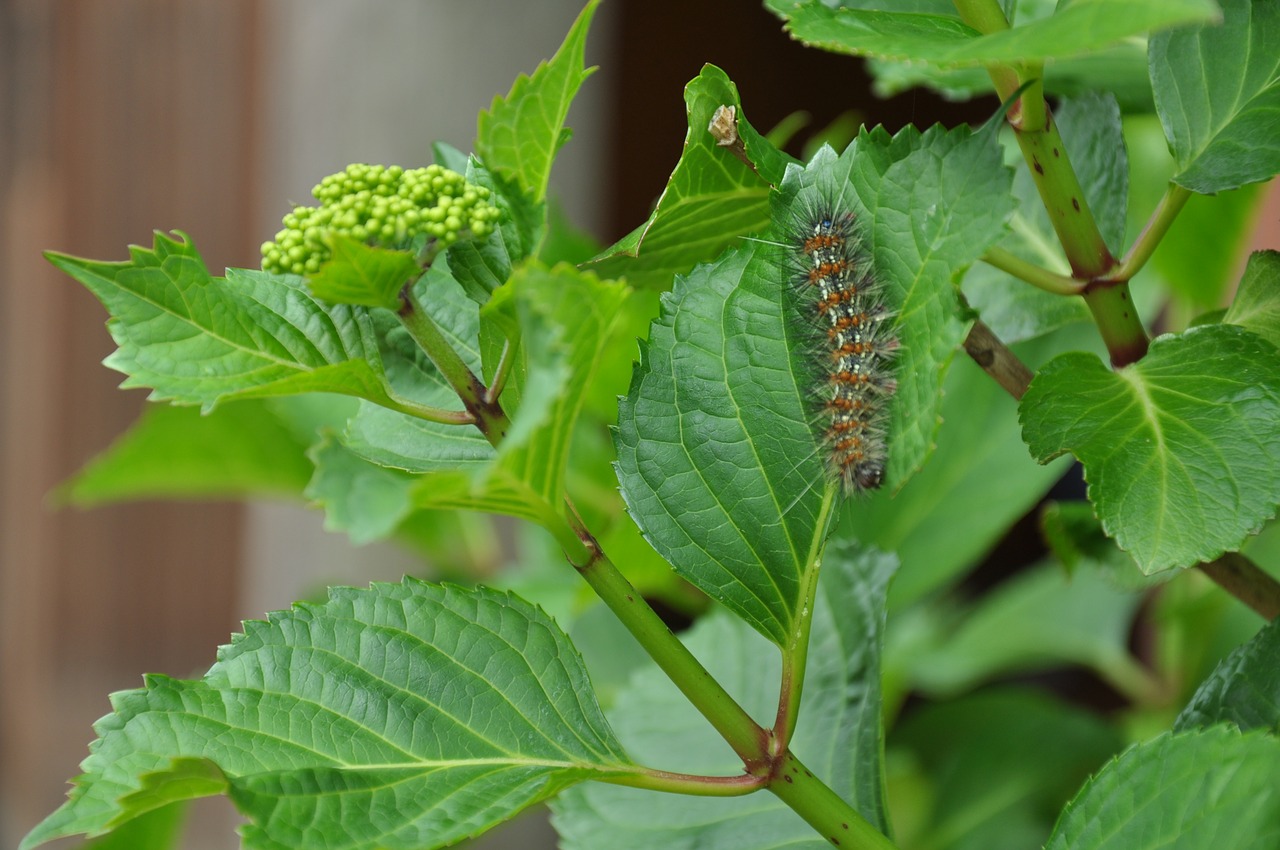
[1043, 727, 1280, 850]
[46, 232, 402, 413]
[615, 130, 1009, 644]
[586, 64, 788, 291]
[475, 0, 598, 204]
[553, 547, 896, 849]
[1150, 0, 1280, 194]
[1225, 249, 1280, 348]
[305, 235, 420, 310]
[1020, 324, 1280, 572]
[1176, 615, 1280, 733]
[774, 0, 1216, 66]
[22, 580, 631, 850]
[56, 400, 313, 506]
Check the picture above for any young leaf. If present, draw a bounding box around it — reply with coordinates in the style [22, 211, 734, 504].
[56, 400, 313, 506]
[1150, 0, 1280, 194]
[305, 235, 421, 310]
[1225, 249, 1280, 348]
[1042, 727, 1280, 850]
[329, 263, 630, 546]
[446, 159, 545, 304]
[475, 0, 598, 205]
[775, 0, 1217, 66]
[22, 579, 631, 850]
[586, 64, 786, 290]
[1176, 616, 1280, 733]
[1020, 324, 1280, 572]
[553, 547, 896, 849]
[47, 232, 403, 412]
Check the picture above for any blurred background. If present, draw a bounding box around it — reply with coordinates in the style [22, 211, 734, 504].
[2, 2, 1276, 849]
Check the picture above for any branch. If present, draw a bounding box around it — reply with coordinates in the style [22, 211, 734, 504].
[1200, 553, 1280, 620]
[962, 320, 1034, 400]
[982, 246, 1085, 295]
[1100, 183, 1193, 284]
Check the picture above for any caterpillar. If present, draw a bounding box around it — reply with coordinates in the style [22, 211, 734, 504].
[781, 194, 898, 496]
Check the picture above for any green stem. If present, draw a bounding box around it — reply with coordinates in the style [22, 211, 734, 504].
[601, 766, 765, 797]
[1102, 183, 1192, 284]
[398, 285, 511, 442]
[380, 393, 475, 425]
[982, 246, 1084, 295]
[774, 482, 840, 747]
[570, 534, 771, 768]
[1081, 280, 1148, 367]
[486, 337, 518, 404]
[768, 750, 896, 850]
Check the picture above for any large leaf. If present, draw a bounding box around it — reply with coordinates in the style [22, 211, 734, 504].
[585, 64, 786, 290]
[23, 580, 631, 850]
[475, 0, 598, 205]
[615, 131, 1010, 645]
[1176, 615, 1280, 733]
[1020, 323, 1280, 572]
[1043, 727, 1280, 850]
[776, 0, 1217, 66]
[47, 232, 402, 412]
[57, 400, 313, 506]
[1225, 249, 1280, 348]
[553, 547, 896, 849]
[1150, 0, 1280, 194]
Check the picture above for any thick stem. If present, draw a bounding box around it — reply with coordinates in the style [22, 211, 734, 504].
[572, 534, 771, 768]
[1081, 280, 1149, 367]
[768, 750, 896, 850]
[1200, 553, 1280, 621]
[982, 246, 1084, 295]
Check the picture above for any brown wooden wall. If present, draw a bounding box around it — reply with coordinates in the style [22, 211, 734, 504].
[1, 2, 259, 844]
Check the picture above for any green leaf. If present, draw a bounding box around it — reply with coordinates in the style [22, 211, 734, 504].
[615, 130, 1010, 643]
[1039, 500, 1166, 591]
[56, 400, 313, 506]
[842, 125, 1014, 482]
[615, 242, 818, 646]
[553, 547, 896, 848]
[81, 802, 188, 850]
[46, 232, 403, 412]
[867, 42, 1156, 111]
[585, 65, 786, 290]
[305, 235, 421, 310]
[22, 579, 630, 850]
[777, 0, 1217, 66]
[1043, 727, 1280, 850]
[446, 159, 545, 304]
[1225, 249, 1280, 348]
[1020, 324, 1280, 572]
[475, 0, 598, 204]
[891, 689, 1123, 850]
[898, 563, 1148, 699]
[1150, 0, 1280, 193]
[962, 92, 1127, 343]
[1176, 615, 1280, 733]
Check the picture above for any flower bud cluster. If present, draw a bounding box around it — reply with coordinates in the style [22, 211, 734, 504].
[261, 163, 501, 276]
